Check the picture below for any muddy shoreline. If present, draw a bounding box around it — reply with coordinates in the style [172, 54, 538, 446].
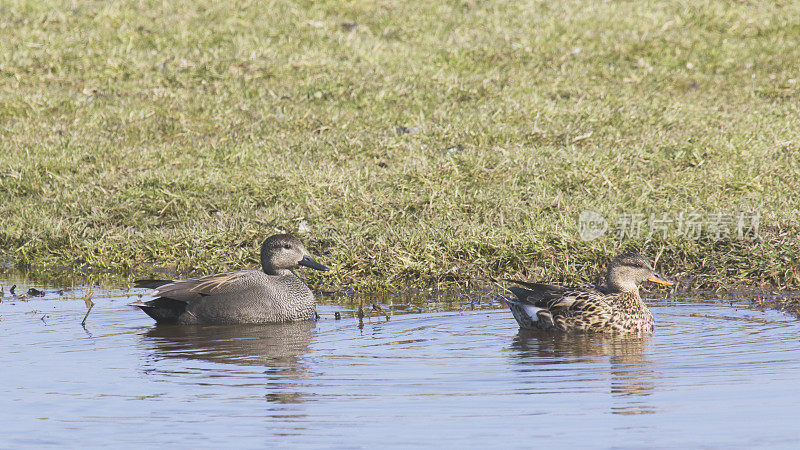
[2, 269, 799, 319]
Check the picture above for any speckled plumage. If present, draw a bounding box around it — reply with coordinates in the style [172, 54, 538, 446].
[505, 253, 671, 334]
[132, 234, 329, 325]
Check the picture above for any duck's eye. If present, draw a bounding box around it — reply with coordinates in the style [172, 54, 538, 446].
[283, 244, 291, 250]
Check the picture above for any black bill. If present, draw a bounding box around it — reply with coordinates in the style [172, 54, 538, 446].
[298, 255, 330, 272]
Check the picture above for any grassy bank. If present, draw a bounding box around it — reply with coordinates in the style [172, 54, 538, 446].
[2, 0, 800, 290]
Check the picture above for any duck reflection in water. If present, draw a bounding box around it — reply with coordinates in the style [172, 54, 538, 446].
[511, 329, 659, 415]
[141, 321, 316, 404]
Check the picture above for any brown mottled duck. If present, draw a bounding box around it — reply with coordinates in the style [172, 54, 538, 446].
[504, 253, 672, 334]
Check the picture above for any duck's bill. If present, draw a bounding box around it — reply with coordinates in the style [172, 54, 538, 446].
[647, 273, 674, 286]
[299, 255, 330, 272]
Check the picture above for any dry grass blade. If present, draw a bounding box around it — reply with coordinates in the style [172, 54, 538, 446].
[357, 297, 365, 329]
[81, 289, 95, 327]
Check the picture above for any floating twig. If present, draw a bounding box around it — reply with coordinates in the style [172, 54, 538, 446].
[81, 289, 95, 327]
[371, 303, 390, 321]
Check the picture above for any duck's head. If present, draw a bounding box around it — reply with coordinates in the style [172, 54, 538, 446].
[260, 234, 330, 276]
[606, 252, 672, 293]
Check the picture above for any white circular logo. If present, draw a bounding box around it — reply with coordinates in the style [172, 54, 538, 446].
[578, 210, 608, 241]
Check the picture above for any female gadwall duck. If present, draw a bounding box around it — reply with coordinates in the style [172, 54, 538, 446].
[504, 253, 672, 334]
[132, 234, 329, 325]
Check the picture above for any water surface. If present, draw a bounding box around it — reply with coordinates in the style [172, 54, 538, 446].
[1, 280, 798, 448]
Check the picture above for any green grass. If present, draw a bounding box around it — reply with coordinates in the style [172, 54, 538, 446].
[1, 0, 800, 291]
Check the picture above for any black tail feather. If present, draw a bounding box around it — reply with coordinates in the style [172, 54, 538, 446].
[134, 298, 186, 324]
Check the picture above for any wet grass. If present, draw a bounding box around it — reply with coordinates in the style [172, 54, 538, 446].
[1, 0, 800, 291]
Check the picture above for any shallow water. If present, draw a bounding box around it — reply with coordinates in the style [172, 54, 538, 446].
[1, 279, 799, 448]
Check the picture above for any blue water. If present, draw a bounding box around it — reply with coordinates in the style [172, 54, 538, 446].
[1, 281, 799, 448]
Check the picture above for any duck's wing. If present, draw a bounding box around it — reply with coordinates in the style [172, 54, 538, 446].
[507, 281, 568, 305]
[133, 279, 174, 289]
[506, 280, 604, 310]
[135, 270, 257, 304]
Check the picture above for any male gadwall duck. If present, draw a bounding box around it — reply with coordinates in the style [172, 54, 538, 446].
[504, 253, 672, 334]
[132, 234, 329, 325]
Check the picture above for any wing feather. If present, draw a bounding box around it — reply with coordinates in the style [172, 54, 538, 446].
[143, 271, 255, 304]
[508, 280, 601, 305]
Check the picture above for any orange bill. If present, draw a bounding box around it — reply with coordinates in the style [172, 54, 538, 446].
[648, 274, 674, 286]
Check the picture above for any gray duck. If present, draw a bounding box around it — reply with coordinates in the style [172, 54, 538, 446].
[132, 234, 329, 325]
